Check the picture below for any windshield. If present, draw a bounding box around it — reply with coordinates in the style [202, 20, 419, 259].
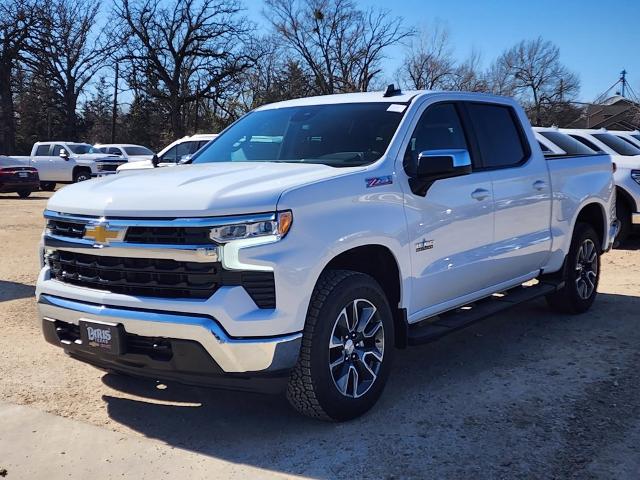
[192, 103, 406, 167]
[124, 146, 153, 155]
[67, 144, 100, 154]
[539, 131, 595, 155]
[593, 133, 640, 156]
[632, 134, 640, 142]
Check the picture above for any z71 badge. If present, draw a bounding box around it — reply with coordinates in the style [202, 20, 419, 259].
[365, 176, 393, 188]
[416, 239, 434, 252]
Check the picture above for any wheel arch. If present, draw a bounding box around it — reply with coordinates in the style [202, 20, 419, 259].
[616, 185, 637, 214]
[72, 165, 92, 181]
[574, 201, 607, 252]
[319, 244, 408, 349]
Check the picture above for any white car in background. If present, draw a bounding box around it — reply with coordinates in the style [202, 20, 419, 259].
[95, 144, 155, 162]
[609, 130, 640, 149]
[534, 127, 600, 157]
[117, 134, 217, 173]
[560, 128, 640, 243]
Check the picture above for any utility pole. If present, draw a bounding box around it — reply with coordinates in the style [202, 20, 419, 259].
[111, 62, 119, 143]
[620, 69, 627, 98]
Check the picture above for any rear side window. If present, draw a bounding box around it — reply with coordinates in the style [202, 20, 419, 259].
[538, 141, 551, 153]
[569, 135, 603, 153]
[404, 103, 469, 174]
[35, 145, 50, 156]
[539, 131, 595, 155]
[593, 133, 640, 156]
[632, 134, 640, 142]
[466, 103, 528, 168]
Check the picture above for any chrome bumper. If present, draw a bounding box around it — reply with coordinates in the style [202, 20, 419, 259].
[38, 294, 301, 373]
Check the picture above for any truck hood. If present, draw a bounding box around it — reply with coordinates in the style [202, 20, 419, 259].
[47, 162, 358, 217]
[74, 153, 120, 161]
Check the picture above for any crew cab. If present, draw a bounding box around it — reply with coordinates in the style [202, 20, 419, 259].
[0, 156, 39, 198]
[37, 90, 618, 421]
[116, 134, 217, 173]
[12, 142, 127, 191]
[94, 144, 155, 162]
[560, 128, 640, 243]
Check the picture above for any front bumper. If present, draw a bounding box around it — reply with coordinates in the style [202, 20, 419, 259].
[0, 180, 40, 192]
[38, 294, 302, 385]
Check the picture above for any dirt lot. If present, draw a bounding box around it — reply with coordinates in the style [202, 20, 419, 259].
[1, 190, 640, 479]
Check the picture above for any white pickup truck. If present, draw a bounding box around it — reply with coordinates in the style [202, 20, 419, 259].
[37, 90, 618, 421]
[559, 128, 640, 243]
[12, 141, 127, 190]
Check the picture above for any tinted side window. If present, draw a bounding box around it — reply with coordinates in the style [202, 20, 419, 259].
[177, 141, 198, 159]
[538, 141, 551, 153]
[569, 135, 603, 152]
[35, 145, 50, 156]
[404, 103, 468, 175]
[160, 145, 177, 163]
[52, 144, 65, 156]
[108, 147, 122, 155]
[467, 103, 527, 168]
[539, 131, 595, 155]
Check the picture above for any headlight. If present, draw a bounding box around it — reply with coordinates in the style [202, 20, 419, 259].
[209, 211, 293, 243]
[632, 170, 640, 186]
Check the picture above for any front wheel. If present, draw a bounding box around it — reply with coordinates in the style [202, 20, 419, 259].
[40, 182, 56, 192]
[73, 169, 92, 183]
[287, 270, 394, 421]
[546, 223, 601, 314]
[17, 189, 32, 198]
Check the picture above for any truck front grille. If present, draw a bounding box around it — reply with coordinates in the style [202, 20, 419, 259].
[49, 250, 219, 299]
[97, 162, 126, 172]
[47, 219, 85, 238]
[125, 226, 215, 245]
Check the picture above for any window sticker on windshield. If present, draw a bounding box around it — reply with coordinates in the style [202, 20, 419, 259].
[387, 104, 406, 113]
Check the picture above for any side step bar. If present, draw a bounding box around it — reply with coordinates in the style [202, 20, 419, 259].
[407, 280, 564, 346]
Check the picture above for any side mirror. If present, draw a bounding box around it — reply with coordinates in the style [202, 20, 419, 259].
[409, 149, 472, 196]
[151, 154, 159, 168]
[59, 149, 69, 160]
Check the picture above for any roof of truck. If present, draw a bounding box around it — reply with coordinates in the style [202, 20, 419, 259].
[255, 90, 424, 110]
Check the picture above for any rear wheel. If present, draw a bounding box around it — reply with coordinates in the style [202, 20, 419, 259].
[40, 182, 56, 191]
[546, 223, 600, 314]
[17, 189, 31, 198]
[286, 270, 394, 421]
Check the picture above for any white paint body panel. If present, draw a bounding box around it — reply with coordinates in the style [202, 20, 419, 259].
[37, 92, 616, 341]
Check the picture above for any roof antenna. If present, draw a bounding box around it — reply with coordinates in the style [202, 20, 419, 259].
[383, 84, 401, 98]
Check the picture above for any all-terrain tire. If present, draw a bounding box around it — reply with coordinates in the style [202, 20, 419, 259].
[73, 169, 92, 183]
[546, 223, 601, 314]
[286, 270, 394, 421]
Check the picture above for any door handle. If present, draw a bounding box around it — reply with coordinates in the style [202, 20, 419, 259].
[533, 180, 547, 191]
[471, 188, 490, 201]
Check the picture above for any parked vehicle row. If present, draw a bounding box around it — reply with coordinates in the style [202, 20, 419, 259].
[533, 127, 640, 244]
[37, 89, 618, 421]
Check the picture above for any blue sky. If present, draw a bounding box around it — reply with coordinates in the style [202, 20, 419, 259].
[246, 0, 639, 102]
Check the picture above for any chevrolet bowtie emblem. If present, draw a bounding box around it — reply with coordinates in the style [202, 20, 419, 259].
[84, 224, 122, 244]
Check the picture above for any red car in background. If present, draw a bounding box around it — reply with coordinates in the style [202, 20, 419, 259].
[0, 156, 40, 198]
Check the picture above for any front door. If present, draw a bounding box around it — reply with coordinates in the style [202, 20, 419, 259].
[402, 102, 495, 321]
[50, 144, 75, 181]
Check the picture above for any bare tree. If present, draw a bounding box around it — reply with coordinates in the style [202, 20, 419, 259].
[114, 0, 256, 137]
[446, 50, 488, 92]
[400, 24, 454, 90]
[30, 0, 115, 140]
[495, 37, 579, 125]
[266, 0, 413, 94]
[0, 0, 42, 154]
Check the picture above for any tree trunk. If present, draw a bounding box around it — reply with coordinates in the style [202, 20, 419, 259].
[169, 97, 185, 138]
[0, 67, 16, 155]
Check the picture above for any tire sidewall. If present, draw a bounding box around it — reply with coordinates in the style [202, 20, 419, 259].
[566, 224, 601, 312]
[74, 171, 91, 182]
[309, 275, 395, 421]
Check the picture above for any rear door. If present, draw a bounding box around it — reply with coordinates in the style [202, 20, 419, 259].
[30, 144, 54, 181]
[465, 102, 552, 284]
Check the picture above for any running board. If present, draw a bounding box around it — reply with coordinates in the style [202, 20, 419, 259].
[407, 280, 563, 346]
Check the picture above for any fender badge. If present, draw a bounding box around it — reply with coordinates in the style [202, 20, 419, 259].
[416, 239, 434, 252]
[365, 175, 393, 188]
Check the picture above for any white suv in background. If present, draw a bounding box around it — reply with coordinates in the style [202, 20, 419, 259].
[95, 144, 155, 162]
[116, 134, 217, 173]
[561, 128, 640, 242]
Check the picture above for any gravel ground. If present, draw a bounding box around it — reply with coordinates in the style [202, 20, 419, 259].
[1, 190, 639, 479]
